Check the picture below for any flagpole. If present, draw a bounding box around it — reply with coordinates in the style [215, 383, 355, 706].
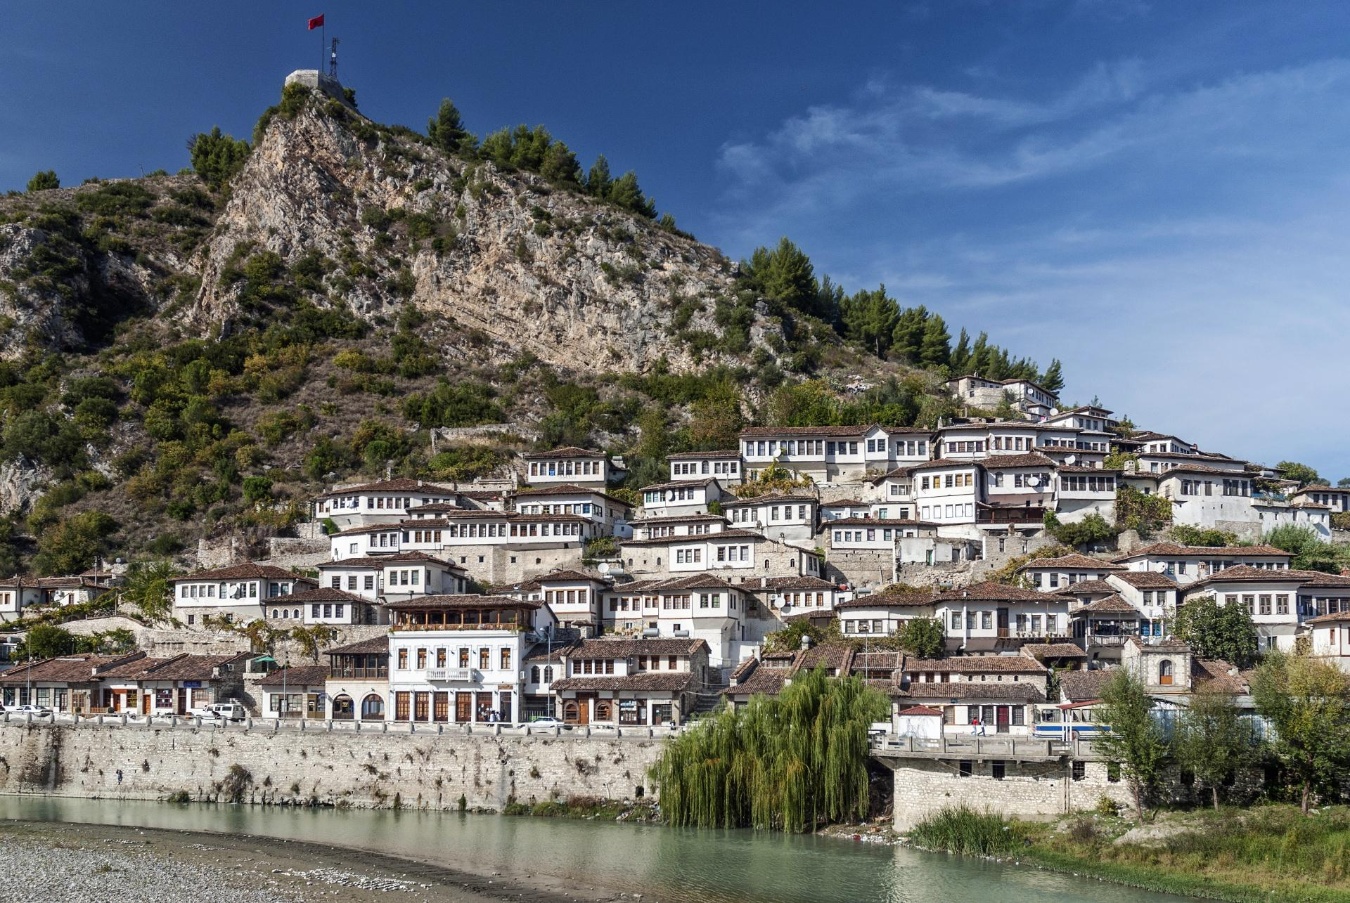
[321, 21, 326, 73]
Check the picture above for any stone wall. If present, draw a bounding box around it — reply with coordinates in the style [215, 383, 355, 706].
[0, 720, 666, 811]
[823, 550, 893, 591]
[887, 756, 1132, 829]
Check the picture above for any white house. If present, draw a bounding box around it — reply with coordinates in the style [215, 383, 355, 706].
[521, 447, 614, 488]
[548, 637, 711, 726]
[934, 582, 1070, 652]
[722, 493, 818, 545]
[316, 552, 468, 606]
[385, 595, 556, 724]
[837, 586, 937, 637]
[314, 479, 459, 530]
[1112, 542, 1292, 586]
[1305, 611, 1350, 674]
[1292, 486, 1350, 515]
[1055, 465, 1119, 523]
[739, 425, 904, 484]
[497, 568, 613, 636]
[271, 586, 375, 626]
[639, 478, 723, 519]
[667, 451, 744, 486]
[171, 563, 315, 626]
[1018, 553, 1123, 591]
[912, 459, 981, 528]
[1182, 565, 1312, 653]
[511, 483, 633, 537]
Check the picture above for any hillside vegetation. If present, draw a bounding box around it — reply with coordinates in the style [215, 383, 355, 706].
[0, 84, 1054, 575]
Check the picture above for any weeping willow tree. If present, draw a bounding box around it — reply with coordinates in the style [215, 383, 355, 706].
[651, 668, 886, 832]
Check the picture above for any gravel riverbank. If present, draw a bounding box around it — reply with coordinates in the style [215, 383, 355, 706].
[0, 820, 631, 903]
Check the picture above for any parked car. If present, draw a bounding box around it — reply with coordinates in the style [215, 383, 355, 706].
[191, 702, 247, 722]
[529, 716, 569, 730]
[7, 704, 54, 717]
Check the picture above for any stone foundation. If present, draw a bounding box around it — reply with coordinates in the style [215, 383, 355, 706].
[0, 720, 666, 811]
[888, 756, 1132, 829]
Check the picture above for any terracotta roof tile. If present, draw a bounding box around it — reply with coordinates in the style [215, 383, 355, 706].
[551, 672, 695, 693]
[257, 665, 331, 688]
[1109, 571, 1180, 590]
[1019, 554, 1123, 572]
[904, 655, 1046, 674]
[935, 581, 1050, 603]
[1059, 670, 1111, 703]
[522, 447, 605, 459]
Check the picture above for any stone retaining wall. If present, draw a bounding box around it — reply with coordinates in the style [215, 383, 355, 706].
[0, 721, 667, 812]
[888, 756, 1132, 829]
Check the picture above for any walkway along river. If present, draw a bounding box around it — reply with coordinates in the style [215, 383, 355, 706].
[0, 796, 1200, 903]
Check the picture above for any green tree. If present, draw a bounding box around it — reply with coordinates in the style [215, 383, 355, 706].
[607, 171, 656, 218]
[32, 511, 118, 576]
[840, 286, 899, 357]
[1265, 524, 1345, 573]
[743, 238, 819, 318]
[16, 623, 77, 660]
[427, 98, 474, 155]
[187, 126, 251, 190]
[1251, 653, 1350, 814]
[585, 154, 612, 198]
[120, 558, 178, 623]
[890, 306, 929, 363]
[949, 329, 972, 373]
[651, 668, 886, 832]
[1040, 358, 1065, 393]
[918, 314, 951, 369]
[1174, 594, 1259, 669]
[1095, 670, 1172, 824]
[290, 624, 338, 663]
[1275, 461, 1321, 488]
[1338, 477, 1350, 488]
[26, 170, 59, 192]
[687, 380, 744, 450]
[1175, 686, 1257, 809]
[896, 617, 945, 658]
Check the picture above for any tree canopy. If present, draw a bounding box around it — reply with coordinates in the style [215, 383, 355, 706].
[187, 127, 251, 191]
[1275, 460, 1321, 488]
[1095, 670, 1172, 823]
[1174, 594, 1259, 669]
[26, 170, 59, 192]
[1251, 653, 1350, 813]
[427, 98, 475, 156]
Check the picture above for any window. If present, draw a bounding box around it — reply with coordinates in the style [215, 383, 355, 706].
[950, 612, 961, 630]
[479, 648, 490, 669]
[1159, 660, 1174, 686]
[991, 761, 1006, 780]
[397, 649, 408, 669]
[501, 648, 511, 670]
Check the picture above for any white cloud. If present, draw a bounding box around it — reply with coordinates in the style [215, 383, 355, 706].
[707, 57, 1350, 479]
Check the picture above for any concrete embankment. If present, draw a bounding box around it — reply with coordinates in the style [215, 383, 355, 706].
[0, 721, 666, 810]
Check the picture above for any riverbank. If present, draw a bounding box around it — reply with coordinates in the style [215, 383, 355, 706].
[0, 819, 630, 903]
[909, 804, 1350, 903]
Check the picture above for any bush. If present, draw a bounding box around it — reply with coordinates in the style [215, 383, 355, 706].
[188, 127, 251, 190]
[26, 171, 59, 192]
[403, 379, 504, 428]
[908, 806, 1026, 856]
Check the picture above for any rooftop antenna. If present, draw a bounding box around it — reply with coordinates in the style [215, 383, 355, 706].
[329, 37, 340, 79]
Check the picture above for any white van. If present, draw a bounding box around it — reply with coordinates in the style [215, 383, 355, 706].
[193, 702, 247, 722]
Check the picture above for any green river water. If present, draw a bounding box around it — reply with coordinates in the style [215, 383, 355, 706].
[0, 796, 1199, 903]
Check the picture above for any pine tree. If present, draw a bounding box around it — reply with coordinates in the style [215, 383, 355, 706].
[539, 141, 581, 187]
[891, 306, 929, 363]
[607, 171, 656, 218]
[840, 286, 898, 357]
[427, 98, 473, 155]
[745, 238, 819, 318]
[918, 314, 951, 369]
[1040, 358, 1065, 393]
[585, 155, 612, 197]
[26, 170, 59, 192]
[949, 328, 971, 373]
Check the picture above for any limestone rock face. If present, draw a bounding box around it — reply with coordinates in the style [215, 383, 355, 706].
[188, 98, 766, 374]
[0, 458, 51, 516]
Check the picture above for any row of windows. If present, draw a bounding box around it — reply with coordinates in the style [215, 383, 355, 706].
[729, 504, 810, 523]
[518, 502, 610, 517]
[922, 504, 974, 520]
[1224, 593, 1291, 616]
[397, 646, 512, 670]
[1029, 572, 1100, 588]
[179, 582, 292, 599]
[833, 528, 905, 543]
[672, 460, 740, 476]
[1061, 476, 1116, 492]
[920, 473, 975, 490]
[675, 549, 702, 564]
[529, 460, 602, 477]
[645, 488, 700, 503]
[543, 589, 591, 605]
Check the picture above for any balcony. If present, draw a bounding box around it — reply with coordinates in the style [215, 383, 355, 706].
[328, 666, 388, 680]
[977, 506, 1048, 525]
[426, 668, 479, 683]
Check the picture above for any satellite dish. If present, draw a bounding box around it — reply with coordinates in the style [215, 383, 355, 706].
[1065, 455, 1077, 465]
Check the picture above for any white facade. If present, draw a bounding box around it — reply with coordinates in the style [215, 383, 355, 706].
[640, 478, 723, 518]
[667, 452, 744, 486]
[522, 448, 612, 487]
[314, 479, 459, 530]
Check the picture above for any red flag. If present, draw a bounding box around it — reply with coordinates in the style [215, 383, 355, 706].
[307, 14, 325, 30]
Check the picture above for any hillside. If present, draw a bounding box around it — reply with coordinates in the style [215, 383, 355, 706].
[0, 81, 1045, 575]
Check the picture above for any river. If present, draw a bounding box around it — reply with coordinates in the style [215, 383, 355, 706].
[0, 796, 1196, 903]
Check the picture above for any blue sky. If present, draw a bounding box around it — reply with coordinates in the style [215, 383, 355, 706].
[3, 2, 1349, 481]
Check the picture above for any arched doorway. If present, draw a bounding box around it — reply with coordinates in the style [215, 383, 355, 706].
[595, 699, 613, 722]
[1159, 660, 1174, 686]
[360, 694, 385, 720]
[331, 694, 355, 720]
[562, 700, 580, 723]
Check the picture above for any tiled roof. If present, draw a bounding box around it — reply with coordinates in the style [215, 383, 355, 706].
[319, 479, 454, 498]
[904, 655, 1046, 674]
[1191, 658, 1248, 694]
[1109, 571, 1180, 590]
[722, 665, 789, 697]
[325, 636, 390, 656]
[837, 588, 936, 609]
[0, 653, 143, 685]
[740, 425, 873, 439]
[1020, 643, 1089, 661]
[1059, 670, 1112, 703]
[385, 594, 541, 611]
[551, 672, 695, 693]
[666, 449, 742, 460]
[722, 493, 817, 507]
[1019, 554, 1123, 571]
[632, 513, 728, 525]
[1051, 579, 1119, 596]
[1113, 543, 1291, 561]
[935, 581, 1051, 603]
[512, 484, 632, 507]
[178, 563, 315, 582]
[1305, 611, 1350, 625]
[910, 458, 980, 471]
[897, 705, 944, 717]
[622, 528, 766, 547]
[568, 638, 709, 658]
[981, 453, 1058, 470]
[522, 446, 606, 459]
[99, 653, 249, 682]
[1073, 594, 1141, 615]
[257, 665, 331, 688]
[639, 478, 720, 492]
[827, 517, 933, 528]
[321, 552, 460, 570]
[903, 683, 1044, 702]
[1187, 565, 1325, 588]
[759, 576, 839, 591]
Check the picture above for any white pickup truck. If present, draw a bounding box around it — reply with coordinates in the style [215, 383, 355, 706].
[190, 702, 247, 722]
